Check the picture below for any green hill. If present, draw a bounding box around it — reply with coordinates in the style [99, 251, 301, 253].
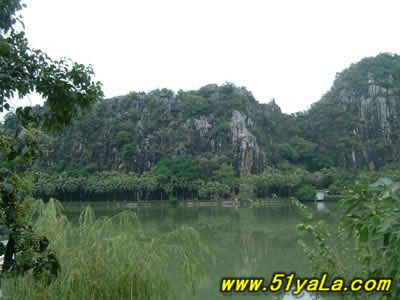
[3, 53, 400, 201]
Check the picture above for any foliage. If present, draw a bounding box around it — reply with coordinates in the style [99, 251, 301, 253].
[19, 82, 271, 176]
[33, 168, 238, 202]
[304, 53, 400, 169]
[295, 180, 400, 299]
[2, 53, 400, 201]
[341, 183, 400, 299]
[294, 184, 315, 202]
[237, 176, 254, 202]
[0, 125, 60, 282]
[0, 0, 103, 283]
[212, 163, 236, 186]
[248, 167, 337, 199]
[153, 157, 201, 184]
[0, 17, 102, 129]
[31, 163, 388, 202]
[2, 199, 207, 299]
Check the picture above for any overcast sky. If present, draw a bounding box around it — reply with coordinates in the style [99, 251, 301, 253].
[15, 0, 400, 113]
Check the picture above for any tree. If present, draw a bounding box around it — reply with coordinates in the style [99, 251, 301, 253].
[212, 163, 238, 193]
[0, 0, 103, 282]
[296, 181, 400, 299]
[293, 184, 315, 201]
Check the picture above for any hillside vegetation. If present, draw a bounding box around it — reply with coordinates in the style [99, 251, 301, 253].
[3, 53, 400, 201]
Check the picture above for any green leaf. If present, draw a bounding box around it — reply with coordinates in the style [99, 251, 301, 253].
[1, 182, 15, 193]
[0, 242, 5, 256]
[359, 227, 368, 243]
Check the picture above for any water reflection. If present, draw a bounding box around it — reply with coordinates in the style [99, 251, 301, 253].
[316, 201, 326, 211]
[64, 200, 339, 300]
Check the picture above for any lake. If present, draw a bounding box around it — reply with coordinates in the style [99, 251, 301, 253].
[63, 200, 340, 300]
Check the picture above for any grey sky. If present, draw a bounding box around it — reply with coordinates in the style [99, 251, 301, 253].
[15, 0, 400, 113]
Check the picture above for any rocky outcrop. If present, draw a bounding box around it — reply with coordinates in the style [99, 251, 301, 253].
[230, 111, 263, 176]
[193, 116, 212, 138]
[36, 55, 400, 176]
[354, 74, 397, 167]
[263, 99, 282, 116]
[361, 73, 394, 145]
[308, 54, 400, 169]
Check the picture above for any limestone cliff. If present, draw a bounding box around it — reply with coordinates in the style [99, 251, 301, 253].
[36, 83, 278, 176]
[24, 53, 400, 175]
[304, 53, 400, 169]
[230, 111, 263, 176]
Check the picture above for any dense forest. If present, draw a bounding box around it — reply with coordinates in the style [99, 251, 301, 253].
[2, 53, 400, 202]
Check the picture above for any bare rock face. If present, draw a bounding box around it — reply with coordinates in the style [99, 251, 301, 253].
[264, 99, 282, 116]
[362, 73, 394, 146]
[193, 116, 212, 137]
[230, 110, 262, 176]
[179, 116, 213, 154]
[337, 72, 400, 168]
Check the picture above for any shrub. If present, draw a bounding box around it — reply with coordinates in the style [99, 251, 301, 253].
[2, 199, 207, 300]
[294, 185, 316, 201]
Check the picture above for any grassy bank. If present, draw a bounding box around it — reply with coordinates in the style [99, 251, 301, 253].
[2, 199, 207, 300]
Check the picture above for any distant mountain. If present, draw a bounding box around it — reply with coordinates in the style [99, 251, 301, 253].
[302, 53, 400, 169]
[4, 53, 400, 177]
[31, 83, 292, 177]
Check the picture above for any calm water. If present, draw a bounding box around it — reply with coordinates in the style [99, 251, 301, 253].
[63, 200, 340, 300]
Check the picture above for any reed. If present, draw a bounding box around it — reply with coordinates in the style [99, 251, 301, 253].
[2, 199, 207, 300]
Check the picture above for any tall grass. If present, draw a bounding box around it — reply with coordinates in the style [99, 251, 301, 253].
[2, 199, 207, 300]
